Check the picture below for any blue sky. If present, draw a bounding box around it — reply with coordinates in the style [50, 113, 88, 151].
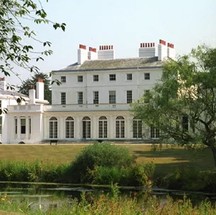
[8, 0, 216, 85]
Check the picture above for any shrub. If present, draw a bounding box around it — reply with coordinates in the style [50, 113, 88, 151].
[91, 166, 132, 185]
[0, 161, 67, 183]
[160, 167, 216, 192]
[131, 162, 155, 187]
[65, 143, 134, 183]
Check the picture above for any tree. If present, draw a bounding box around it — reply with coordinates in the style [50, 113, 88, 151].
[18, 72, 51, 103]
[133, 46, 216, 166]
[0, 0, 65, 77]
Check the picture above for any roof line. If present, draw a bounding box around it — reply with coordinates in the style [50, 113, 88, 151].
[52, 66, 162, 73]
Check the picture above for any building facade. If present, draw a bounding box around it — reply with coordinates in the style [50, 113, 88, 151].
[1, 39, 175, 143]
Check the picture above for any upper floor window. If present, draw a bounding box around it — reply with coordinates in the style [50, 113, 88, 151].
[78, 92, 83, 104]
[93, 91, 99, 104]
[61, 92, 66, 105]
[109, 91, 116, 104]
[144, 73, 150, 80]
[127, 74, 132, 80]
[127, 90, 132, 103]
[78, 75, 83, 82]
[109, 74, 116, 81]
[144, 90, 150, 103]
[61, 76, 66, 83]
[93, 75, 99, 82]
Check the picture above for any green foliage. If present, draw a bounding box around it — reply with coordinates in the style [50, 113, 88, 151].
[0, 160, 67, 182]
[90, 166, 132, 185]
[133, 45, 216, 165]
[66, 143, 134, 183]
[132, 162, 155, 187]
[161, 167, 216, 192]
[65, 143, 156, 187]
[0, 0, 66, 76]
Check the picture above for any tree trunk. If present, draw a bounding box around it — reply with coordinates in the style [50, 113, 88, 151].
[209, 145, 216, 167]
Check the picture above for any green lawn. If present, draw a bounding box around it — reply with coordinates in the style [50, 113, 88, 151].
[0, 143, 215, 176]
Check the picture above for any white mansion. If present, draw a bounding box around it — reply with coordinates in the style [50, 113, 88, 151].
[0, 39, 175, 143]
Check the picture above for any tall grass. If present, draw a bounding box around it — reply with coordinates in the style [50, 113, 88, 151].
[0, 191, 216, 215]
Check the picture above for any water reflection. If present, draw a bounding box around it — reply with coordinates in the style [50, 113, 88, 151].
[1, 181, 216, 212]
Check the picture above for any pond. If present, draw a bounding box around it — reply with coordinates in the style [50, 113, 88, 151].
[1, 181, 216, 212]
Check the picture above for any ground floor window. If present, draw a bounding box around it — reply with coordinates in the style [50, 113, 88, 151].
[29, 117, 31, 135]
[182, 115, 189, 131]
[0, 116, 2, 134]
[99, 116, 107, 138]
[82, 116, 91, 138]
[20, 118, 26, 134]
[116, 116, 125, 138]
[65, 117, 74, 138]
[49, 117, 58, 138]
[133, 118, 142, 138]
[150, 126, 160, 138]
[15, 118, 17, 134]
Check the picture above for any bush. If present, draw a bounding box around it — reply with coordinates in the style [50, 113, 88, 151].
[91, 166, 132, 185]
[65, 143, 134, 183]
[160, 167, 216, 192]
[0, 161, 67, 182]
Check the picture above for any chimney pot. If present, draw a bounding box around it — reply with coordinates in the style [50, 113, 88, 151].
[79, 44, 86, 49]
[159, 39, 166, 46]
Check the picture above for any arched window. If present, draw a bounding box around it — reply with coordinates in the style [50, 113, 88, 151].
[99, 116, 107, 138]
[116, 116, 125, 138]
[65, 117, 74, 138]
[49, 117, 58, 138]
[133, 118, 142, 138]
[82, 116, 91, 138]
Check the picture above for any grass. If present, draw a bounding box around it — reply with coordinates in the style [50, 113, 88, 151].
[1, 192, 216, 215]
[0, 143, 215, 176]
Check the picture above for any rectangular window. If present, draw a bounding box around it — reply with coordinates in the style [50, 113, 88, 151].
[109, 74, 116, 81]
[61, 76, 66, 83]
[144, 73, 150, 80]
[29, 117, 31, 134]
[78, 75, 83, 82]
[182, 115, 189, 131]
[78, 92, 83, 104]
[127, 74, 132, 80]
[20, 118, 26, 134]
[61, 92, 66, 105]
[133, 119, 142, 138]
[0, 116, 2, 135]
[93, 91, 99, 104]
[93, 75, 99, 82]
[150, 126, 160, 138]
[15, 118, 17, 134]
[127, 90, 132, 103]
[144, 90, 150, 103]
[109, 91, 116, 104]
